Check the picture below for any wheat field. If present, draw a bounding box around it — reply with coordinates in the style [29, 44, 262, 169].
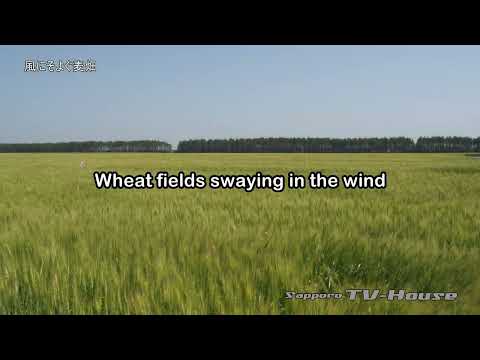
[0, 153, 479, 314]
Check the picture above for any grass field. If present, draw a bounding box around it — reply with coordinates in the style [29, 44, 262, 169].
[0, 153, 479, 314]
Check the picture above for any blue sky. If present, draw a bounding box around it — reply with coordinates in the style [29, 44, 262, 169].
[1, 45, 479, 147]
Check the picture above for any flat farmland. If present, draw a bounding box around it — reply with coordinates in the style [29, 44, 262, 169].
[0, 153, 479, 314]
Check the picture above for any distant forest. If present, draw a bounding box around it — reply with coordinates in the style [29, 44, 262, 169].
[1, 137, 480, 153]
[177, 137, 480, 153]
[0, 140, 171, 153]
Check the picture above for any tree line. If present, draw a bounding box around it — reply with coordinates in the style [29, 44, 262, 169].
[0, 140, 172, 153]
[177, 137, 480, 153]
[1, 137, 479, 153]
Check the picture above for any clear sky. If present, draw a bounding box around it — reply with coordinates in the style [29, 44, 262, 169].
[1, 45, 479, 147]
